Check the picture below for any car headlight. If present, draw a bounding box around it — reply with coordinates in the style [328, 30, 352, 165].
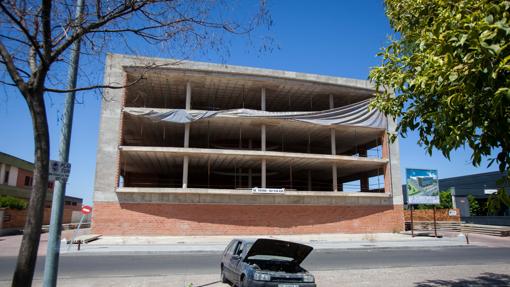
[303, 274, 315, 282]
[253, 272, 271, 281]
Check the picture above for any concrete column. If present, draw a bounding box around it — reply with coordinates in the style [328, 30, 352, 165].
[182, 157, 189, 189]
[261, 88, 266, 111]
[261, 88, 266, 188]
[261, 159, 266, 188]
[332, 165, 338, 192]
[185, 81, 191, 110]
[330, 127, 338, 192]
[182, 82, 191, 189]
[358, 146, 369, 191]
[248, 169, 252, 188]
[329, 94, 334, 109]
[248, 140, 253, 187]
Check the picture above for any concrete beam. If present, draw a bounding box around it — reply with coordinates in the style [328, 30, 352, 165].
[119, 146, 389, 166]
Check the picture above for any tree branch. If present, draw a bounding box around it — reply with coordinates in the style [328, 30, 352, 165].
[0, 1, 45, 64]
[0, 40, 28, 95]
[44, 76, 145, 93]
[41, 0, 52, 61]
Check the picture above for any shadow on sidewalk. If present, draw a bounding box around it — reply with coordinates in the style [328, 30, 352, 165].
[415, 272, 510, 286]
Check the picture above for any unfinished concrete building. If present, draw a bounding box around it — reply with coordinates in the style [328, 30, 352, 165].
[92, 54, 404, 235]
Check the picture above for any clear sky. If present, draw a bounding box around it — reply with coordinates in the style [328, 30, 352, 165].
[0, 1, 498, 204]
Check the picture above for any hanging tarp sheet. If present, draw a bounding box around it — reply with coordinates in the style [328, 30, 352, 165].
[125, 99, 387, 129]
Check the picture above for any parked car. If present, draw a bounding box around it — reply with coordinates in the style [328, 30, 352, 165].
[220, 238, 316, 287]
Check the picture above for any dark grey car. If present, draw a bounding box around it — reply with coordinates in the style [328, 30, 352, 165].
[220, 238, 316, 287]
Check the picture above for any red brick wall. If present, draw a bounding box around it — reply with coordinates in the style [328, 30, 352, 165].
[2, 206, 79, 229]
[15, 168, 32, 188]
[91, 202, 404, 235]
[404, 208, 460, 222]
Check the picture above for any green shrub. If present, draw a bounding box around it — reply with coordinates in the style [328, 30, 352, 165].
[0, 195, 28, 210]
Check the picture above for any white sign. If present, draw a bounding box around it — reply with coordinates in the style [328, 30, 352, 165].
[484, 189, 497, 194]
[49, 160, 71, 182]
[406, 168, 440, 205]
[251, 187, 285, 194]
[448, 209, 457, 216]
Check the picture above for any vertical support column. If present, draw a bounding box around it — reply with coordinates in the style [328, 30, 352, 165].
[382, 133, 391, 194]
[248, 140, 253, 188]
[329, 95, 337, 191]
[261, 88, 267, 188]
[182, 81, 191, 189]
[358, 146, 369, 192]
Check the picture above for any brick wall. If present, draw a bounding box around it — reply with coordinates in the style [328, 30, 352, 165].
[2, 206, 79, 229]
[15, 168, 32, 188]
[403, 208, 460, 222]
[91, 202, 404, 235]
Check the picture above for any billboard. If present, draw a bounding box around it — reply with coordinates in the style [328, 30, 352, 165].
[406, 168, 439, 205]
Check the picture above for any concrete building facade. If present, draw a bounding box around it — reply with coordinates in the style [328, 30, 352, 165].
[92, 54, 404, 235]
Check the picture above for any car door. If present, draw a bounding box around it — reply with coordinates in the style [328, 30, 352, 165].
[228, 241, 244, 285]
[222, 241, 236, 281]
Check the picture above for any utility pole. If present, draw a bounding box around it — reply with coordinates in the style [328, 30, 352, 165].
[43, 0, 84, 286]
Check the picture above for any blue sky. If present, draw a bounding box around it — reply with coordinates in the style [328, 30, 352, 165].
[0, 1, 498, 204]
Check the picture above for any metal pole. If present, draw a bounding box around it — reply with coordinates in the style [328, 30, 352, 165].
[410, 205, 415, 237]
[43, 0, 84, 285]
[67, 214, 85, 251]
[433, 205, 438, 238]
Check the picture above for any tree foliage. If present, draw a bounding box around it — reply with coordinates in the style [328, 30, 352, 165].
[370, 0, 510, 182]
[467, 194, 483, 216]
[487, 188, 510, 215]
[0, 196, 28, 210]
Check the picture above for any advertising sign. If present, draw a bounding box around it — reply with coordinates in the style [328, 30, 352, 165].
[406, 168, 439, 205]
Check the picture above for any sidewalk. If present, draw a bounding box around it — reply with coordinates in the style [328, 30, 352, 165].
[61, 231, 470, 255]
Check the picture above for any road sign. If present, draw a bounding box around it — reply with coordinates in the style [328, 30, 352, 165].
[81, 205, 92, 215]
[49, 160, 71, 182]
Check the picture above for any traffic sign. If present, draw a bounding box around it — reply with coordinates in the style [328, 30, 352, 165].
[49, 160, 71, 182]
[81, 205, 92, 215]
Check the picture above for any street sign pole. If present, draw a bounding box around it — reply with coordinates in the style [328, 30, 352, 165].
[410, 205, 414, 238]
[43, 0, 84, 286]
[433, 205, 438, 238]
[68, 205, 92, 251]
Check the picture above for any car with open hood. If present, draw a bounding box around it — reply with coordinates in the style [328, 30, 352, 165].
[220, 238, 316, 287]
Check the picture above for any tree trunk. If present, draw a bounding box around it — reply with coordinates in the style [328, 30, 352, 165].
[12, 91, 50, 287]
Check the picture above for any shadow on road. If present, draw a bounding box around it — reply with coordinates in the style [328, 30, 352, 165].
[195, 280, 221, 287]
[415, 272, 510, 286]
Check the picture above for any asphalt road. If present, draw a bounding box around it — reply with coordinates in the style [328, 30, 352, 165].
[0, 246, 509, 282]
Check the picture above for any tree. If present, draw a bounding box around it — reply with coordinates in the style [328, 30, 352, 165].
[369, 1, 510, 184]
[487, 188, 510, 215]
[0, 1, 270, 286]
[468, 194, 482, 216]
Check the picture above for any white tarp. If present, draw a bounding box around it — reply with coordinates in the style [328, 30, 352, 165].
[125, 99, 387, 129]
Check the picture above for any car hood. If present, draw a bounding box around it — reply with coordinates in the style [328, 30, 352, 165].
[245, 239, 313, 264]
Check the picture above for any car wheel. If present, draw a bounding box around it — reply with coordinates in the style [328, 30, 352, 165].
[220, 266, 228, 284]
[239, 275, 247, 287]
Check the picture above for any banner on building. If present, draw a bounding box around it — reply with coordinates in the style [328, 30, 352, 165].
[406, 168, 439, 205]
